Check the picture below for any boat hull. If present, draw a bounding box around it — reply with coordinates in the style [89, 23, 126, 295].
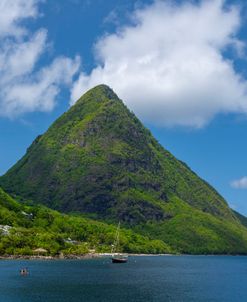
[112, 257, 128, 263]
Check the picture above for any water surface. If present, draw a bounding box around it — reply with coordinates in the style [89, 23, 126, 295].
[0, 256, 246, 301]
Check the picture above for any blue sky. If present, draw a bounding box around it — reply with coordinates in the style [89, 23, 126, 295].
[1, 0, 247, 214]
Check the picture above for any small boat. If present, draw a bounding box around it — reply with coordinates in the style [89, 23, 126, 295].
[112, 255, 128, 263]
[20, 268, 29, 276]
[111, 222, 128, 264]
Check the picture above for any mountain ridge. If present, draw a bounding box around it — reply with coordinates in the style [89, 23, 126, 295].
[1, 84, 247, 253]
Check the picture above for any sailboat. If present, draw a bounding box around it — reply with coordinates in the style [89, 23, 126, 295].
[111, 222, 128, 263]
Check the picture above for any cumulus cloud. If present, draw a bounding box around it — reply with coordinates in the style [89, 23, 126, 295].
[231, 177, 247, 189]
[0, 0, 80, 117]
[71, 0, 247, 128]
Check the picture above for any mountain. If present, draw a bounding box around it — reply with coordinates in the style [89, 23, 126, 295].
[0, 85, 235, 221]
[233, 210, 247, 228]
[1, 84, 247, 254]
[0, 187, 169, 255]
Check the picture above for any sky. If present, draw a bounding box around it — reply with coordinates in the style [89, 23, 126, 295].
[1, 0, 247, 214]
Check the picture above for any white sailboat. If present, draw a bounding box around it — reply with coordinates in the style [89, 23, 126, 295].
[111, 222, 128, 263]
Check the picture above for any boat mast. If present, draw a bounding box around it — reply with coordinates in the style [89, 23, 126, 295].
[111, 221, 120, 254]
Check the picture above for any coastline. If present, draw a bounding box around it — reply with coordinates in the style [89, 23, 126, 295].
[0, 254, 100, 260]
[0, 253, 244, 260]
[0, 253, 175, 260]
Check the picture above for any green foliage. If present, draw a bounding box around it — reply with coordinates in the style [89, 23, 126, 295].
[0, 85, 235, 223]
[0, 188, 170, 255]
[0, 84, 247, 254]
[135, 197, 247, 254]
[232, 210, 247, 228]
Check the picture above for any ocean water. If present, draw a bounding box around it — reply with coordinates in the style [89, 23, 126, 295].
[0, 256, 246, 302]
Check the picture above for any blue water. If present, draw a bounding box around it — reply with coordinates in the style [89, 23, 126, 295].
[0, 256, 246, 302]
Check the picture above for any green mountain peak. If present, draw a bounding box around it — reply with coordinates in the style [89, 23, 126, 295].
[2, 84, 247, 254]
[76, 84, 119, 104]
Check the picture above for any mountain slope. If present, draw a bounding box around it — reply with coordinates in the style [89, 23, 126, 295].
[1, 84, 247, 253]
[0, 187, 169, 255]
[233, 210, 247, 228]
[135, 196, 247, 254]
[0, 85, 236, 222]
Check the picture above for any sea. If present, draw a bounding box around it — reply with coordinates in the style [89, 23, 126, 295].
[0, 255, 246, 302]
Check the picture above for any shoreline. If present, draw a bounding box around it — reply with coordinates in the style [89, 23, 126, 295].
[0, 253, 173, 260]
[0, 254, 101, 260]
[0, 253, 245, 260]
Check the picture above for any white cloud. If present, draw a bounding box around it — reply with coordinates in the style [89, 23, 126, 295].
[71, 0, 247, 128]
[0, 0, 39, 37]
[3, 56, 81, 116]
[0, 0, 80, 117]
[231, 177, 247, 189]
[0, 29, 47, 82]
